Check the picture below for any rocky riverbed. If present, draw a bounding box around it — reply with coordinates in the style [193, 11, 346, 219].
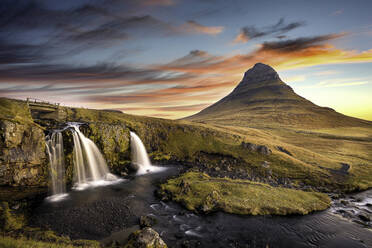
[331, 189, 372, 228]
[28, 167, 372, 248]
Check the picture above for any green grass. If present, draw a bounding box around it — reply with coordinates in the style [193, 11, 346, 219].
[0, 98, 34, 125]
[159, 172, 331, 215]
[0, 236, 100, 248]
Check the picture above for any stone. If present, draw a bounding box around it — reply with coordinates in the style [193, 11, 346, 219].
[0, 120, 47, 186]
[140, 215, 158, 228]
[125, 227, 167, 248]
[241, 141, 272, 155]
[358, 213, 371, 222]
[257, 145, 272, 155]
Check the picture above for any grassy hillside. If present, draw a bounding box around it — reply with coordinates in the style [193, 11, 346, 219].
[0, 98, 35, 125]
[182, 64, 372, 191]
[1, 97, 371, 192]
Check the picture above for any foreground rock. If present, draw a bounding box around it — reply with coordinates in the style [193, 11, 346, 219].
[159, 172, 331, 215]
[124, 227, 167, 248]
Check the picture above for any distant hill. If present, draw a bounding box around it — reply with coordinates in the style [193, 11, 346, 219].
[184, 63, 371, 129]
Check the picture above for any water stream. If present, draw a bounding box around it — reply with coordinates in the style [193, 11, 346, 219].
[40, 127, 372, 247]
[45, 131, 67, 201]
[32, 168, 372, 248]
[69, 123, 120, 190]
[130, 131, 165, 175]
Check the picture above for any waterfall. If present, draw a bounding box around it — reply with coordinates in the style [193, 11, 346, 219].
[46, 131, 67, 201]
[130, 131, 165, 175]
[69, 123, 118, 190]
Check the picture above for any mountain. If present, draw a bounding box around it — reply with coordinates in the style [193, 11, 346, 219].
[185, 63, 371, 129]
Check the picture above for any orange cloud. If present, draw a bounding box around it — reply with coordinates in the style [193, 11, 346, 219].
[233, 32, 249, 43]
[180, 21, 224, 35]
[157, 33, 372, 75]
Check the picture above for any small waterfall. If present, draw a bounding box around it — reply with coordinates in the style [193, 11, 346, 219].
[69, 123, 118, 189]
[130, 131, 165, 175]
[46, 131, 67, 201]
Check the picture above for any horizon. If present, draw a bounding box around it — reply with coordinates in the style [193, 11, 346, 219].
[0, 0, 372, 120]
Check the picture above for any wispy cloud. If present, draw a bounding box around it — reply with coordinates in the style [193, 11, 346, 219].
[180, 21, 224, 35]
[234, 18, 305, 44]
[313, 70, 339, 76]
[159, 32, 372, 76]
[316, 78, 369, 88]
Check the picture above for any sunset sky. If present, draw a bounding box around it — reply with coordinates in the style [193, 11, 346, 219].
[1, 0, 372, 120]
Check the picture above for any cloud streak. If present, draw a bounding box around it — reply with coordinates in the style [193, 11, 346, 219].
[234, 18, 305, 43]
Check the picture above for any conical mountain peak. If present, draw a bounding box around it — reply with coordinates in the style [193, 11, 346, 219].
[240, 63, 281, 86]
[229, 63, 290, 98]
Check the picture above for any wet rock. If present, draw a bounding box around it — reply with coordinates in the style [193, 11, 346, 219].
[140, 215, 158, 228]
[87, 123, 131, 174]
[125, 227, 167, 248]
[358, 213, 371, 222]
[129, 162, 140, 172]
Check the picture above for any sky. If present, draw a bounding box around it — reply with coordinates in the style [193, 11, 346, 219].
[0, 0, 372, 120]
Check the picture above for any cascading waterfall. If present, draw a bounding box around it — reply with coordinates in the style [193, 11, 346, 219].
[45, 131, 67, 201]
[69, 123, 118, 189]
[130, 131, 165, 175]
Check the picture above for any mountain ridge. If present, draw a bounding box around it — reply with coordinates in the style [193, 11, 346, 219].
[184, 63, 371, 129]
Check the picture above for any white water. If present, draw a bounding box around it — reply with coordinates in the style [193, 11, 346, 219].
[69, 123, 120, 190]
[130, 131, 166, 175]
[45, 131, 68, 201]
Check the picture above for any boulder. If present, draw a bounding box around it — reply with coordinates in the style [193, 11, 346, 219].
[139, 215, 158, 228]
[125, 227, 167, 248]
[241, 142, 272, 155]
[358, 213, 371, 222]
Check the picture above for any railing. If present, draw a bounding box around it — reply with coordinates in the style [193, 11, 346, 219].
[26, 98, 60, 109]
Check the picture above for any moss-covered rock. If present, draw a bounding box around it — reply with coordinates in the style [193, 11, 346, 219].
[159, 172, 331, 215]
[87, 123, 130, 173]
[0, 120, 48, 186]
[124, 227, 167, 248]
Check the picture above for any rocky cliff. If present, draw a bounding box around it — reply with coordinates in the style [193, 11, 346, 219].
[0, 98, 49, 186]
